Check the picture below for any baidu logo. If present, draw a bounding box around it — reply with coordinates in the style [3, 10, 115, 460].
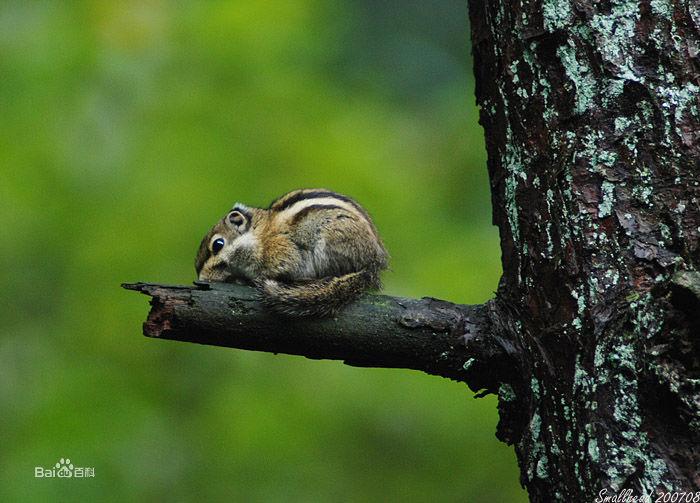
[34, 458, 95, 478]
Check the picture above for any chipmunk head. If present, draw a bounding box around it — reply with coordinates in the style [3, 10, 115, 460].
[195, 204, 255, 282]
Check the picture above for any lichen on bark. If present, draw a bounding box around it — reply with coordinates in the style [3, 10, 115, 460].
[469, 0, 700, 498]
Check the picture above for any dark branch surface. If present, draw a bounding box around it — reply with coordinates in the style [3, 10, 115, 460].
[123, 282, 521, 393]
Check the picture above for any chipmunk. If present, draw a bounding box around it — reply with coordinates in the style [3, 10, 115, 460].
[195, 189, 389, 316]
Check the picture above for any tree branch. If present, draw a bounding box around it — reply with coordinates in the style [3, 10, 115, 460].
[122, 282, 519, 391]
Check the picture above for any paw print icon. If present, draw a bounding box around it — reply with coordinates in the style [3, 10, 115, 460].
[56, 458, 74, 478]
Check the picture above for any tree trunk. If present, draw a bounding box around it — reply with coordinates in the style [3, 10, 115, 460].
[468, 0, 700, 499]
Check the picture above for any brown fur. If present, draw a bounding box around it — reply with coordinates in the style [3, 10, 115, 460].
[257, 271, 380, 317]
[195, 189, 389, 316]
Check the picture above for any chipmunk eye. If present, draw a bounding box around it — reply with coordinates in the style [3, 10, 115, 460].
[211, 238, 225, 254]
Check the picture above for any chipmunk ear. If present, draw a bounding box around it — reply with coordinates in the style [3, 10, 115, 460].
[226, 208, 251, 233]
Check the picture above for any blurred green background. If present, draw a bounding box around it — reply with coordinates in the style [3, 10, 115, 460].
[0, 1, 526, 501]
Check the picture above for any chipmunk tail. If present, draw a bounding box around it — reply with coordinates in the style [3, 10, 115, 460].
[256, 270, 381, 317]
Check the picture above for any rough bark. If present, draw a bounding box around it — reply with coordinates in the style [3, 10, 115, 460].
[468, 0, 700, 499]
[122, 282, 521, 396]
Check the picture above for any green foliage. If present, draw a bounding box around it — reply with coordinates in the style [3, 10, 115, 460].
[0, 1, 525, 500]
